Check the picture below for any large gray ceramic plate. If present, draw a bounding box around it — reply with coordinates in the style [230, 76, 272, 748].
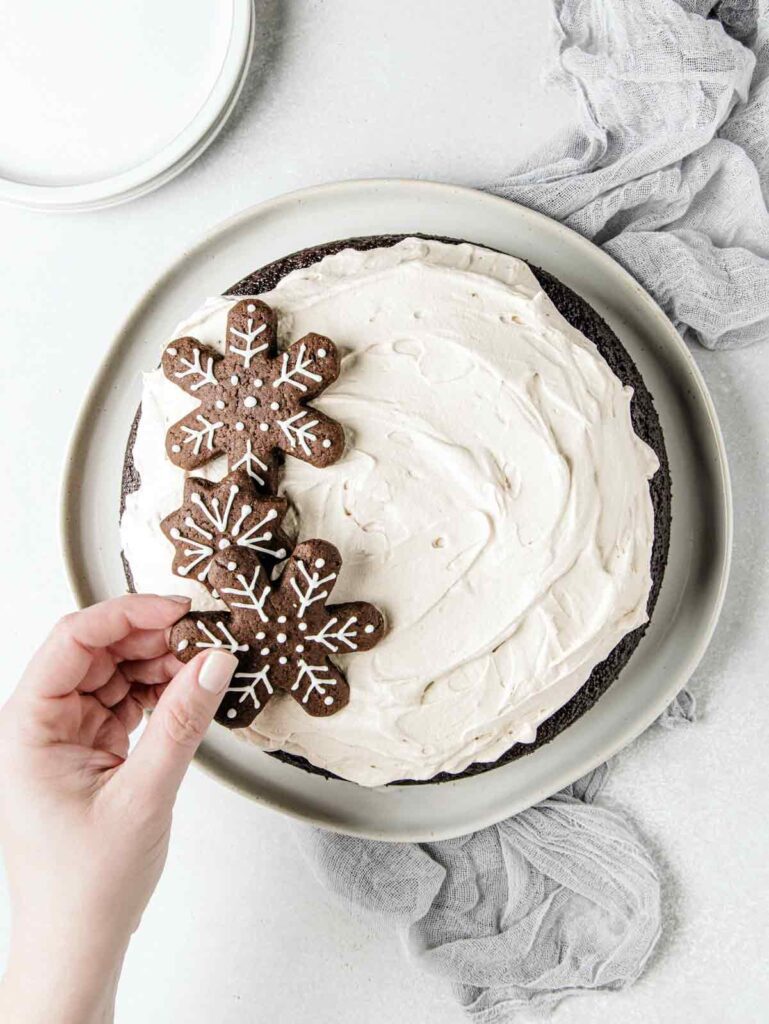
[60, 180, 731, 841]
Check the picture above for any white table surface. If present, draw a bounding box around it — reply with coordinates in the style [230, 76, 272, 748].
[1, 2, 767, 1021]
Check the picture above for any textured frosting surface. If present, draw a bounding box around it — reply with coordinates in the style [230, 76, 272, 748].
[121, 239, 659, 786]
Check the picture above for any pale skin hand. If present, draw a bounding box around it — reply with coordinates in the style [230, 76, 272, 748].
[0, 595, 238, 1024]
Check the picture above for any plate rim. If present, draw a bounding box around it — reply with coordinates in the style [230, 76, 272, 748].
[60, 178, 733, 840]
[0, 0, 254, 213]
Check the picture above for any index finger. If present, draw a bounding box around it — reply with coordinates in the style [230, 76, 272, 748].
[19, 594, 190, 698]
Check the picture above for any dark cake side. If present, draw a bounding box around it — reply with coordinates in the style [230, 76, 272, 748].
[121, 233, 671, 785]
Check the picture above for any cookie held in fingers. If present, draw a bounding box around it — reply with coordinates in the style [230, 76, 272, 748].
[160, 470, 290, 597]
[162, 299, 345, 477]
[168, 542, 385, 726]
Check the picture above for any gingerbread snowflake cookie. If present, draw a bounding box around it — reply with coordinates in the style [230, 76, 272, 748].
[162, 299, 345, 481]
[160, 470, 290, 595]
[169, 541, 385, 725]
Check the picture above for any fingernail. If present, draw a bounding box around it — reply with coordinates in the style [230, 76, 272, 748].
[199, 650, 238, 693]
[166, 594, 191, 604]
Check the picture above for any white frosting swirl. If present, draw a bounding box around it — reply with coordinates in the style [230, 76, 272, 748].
[121, 239, 659, 787]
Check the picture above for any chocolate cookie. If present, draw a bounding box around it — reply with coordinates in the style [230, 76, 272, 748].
[162, 298, 345, 483]
[160, 470, 290, 596]
[169, 542, 385, 726]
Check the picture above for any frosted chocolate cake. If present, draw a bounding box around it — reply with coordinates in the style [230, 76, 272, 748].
[120, 235, 670, 786]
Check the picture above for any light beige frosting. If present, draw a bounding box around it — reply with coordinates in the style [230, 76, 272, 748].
[121, 238, 659, 786]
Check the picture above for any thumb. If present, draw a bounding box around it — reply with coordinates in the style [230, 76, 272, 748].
[122, 649, 237, 809]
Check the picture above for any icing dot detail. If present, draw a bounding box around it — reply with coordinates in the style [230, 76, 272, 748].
[247, 303, 256, 313]
[260, 647, 270, 657]
[277, 615, 287, 624]
[270, 401, 279, 411]
[364, 624, 375, 634]
[279, 656, 287, 665]
[167, 347, 178, 356]
[171, 444, 181, 453]
[322, 439, 332, 449]
[324, 696, 334, 706]
[235, 422, 245, 431]
[253, 379, 263, 388]
[227, 708, 237, 719]
[295, 644, 304, 653]
[256, 631, 265, 640]
[218, 539, 231, 549]
[231, 375, 239, 385]
[317, 348, 327, 358]
[298, 622, 307, 632]
[315, 559, 325, 569]
[176, 639, 189, 651]
[215, 400, 226, 410]
[244, 396, 257, 408]
[259, 422, 269, 432]
[227, 561, 237, 571]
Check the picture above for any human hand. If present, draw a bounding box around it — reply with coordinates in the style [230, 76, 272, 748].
[0, 595, 237, 1024]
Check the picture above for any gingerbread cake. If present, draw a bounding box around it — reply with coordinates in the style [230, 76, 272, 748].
[120, 235, 670, 786]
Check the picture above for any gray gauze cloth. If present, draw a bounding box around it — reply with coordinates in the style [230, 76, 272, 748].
[297, 1, 768, 1018]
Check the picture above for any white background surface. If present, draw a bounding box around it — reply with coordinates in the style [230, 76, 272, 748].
[0, 2, 766, 1022]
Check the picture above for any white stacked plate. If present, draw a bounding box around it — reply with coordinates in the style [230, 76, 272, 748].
[0, 0, 253, 212]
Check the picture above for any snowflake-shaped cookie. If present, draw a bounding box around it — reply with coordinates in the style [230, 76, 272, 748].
[169, 542, 385, 725]
[162, 299, 345, 481]
[160, 471, 290, 596]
